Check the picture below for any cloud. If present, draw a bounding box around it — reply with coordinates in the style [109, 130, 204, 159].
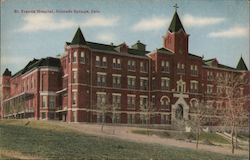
[18, 14, 76, 32]
[18, 14, 119, 32]
[1, 55, 29, 66]
[208, 26, 249, 38]
[131, 17, 169, 31]
[96, 33, 115, 42]
[81, 16, 119, 27]
[183, 14, 225, 27]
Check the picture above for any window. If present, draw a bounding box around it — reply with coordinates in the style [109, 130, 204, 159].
[72, 92, 77, 105]
[207, 85, 213, 94]
[102, 57, 107, 67]
[49, 96, 55, 109]
[128, 60, 136, 71]
[177, 79, 186, 93]
[190, 81, 198, 93]
[161, 61, 169, 72]
[73, 51, 77, 63]
[97, 93, 106, 106]
[140, 96, 148, 110]
[72, 71, 77, 83]
[97, 73, 106, 86]
[112, 94, 121, 109]
[217, 86, 223, 95]
[177, 63, 185, 74]
[112, 74, 121, 88]
[207, 71, 213, 81]
[42, 96, 47, 108]
[128, 76, 136, 89]
[80, 51, 85, 63]
[140, 61, 148, 72]
[127, 114, 135, 124]
[190, 65, 198, 76]
[113, 58, 121, 69]
[190, 99, 199, 109]
[140, 77, 148, 90]
[161, 77, 170, 90]
[127, 95, 136, 109]
[96, 56, 107, 67]
[160, 96, 170, 110]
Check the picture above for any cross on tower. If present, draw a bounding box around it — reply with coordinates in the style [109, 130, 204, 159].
[173, 3, 179, 12]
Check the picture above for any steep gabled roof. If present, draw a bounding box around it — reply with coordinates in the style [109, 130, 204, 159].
[71, 27, 86, 45]
[168, 11, 185, 33]
[3, 68, 12, 76]
[236, 57, 248, 71]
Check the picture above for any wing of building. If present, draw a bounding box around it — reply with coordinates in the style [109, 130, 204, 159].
[1, 10, 249, 125]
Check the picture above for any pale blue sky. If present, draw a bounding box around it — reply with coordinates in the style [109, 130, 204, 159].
[1, 0, 249, 74]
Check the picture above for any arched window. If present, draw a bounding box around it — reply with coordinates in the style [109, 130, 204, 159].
[190, 98, 199, 112]
[190, 98, 199, 107]
[160, 96, 170, 110]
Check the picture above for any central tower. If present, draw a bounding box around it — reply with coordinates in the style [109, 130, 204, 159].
[163, 7, 189, 55]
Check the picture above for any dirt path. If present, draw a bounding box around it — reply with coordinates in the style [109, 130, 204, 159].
[52, 122, 248, 156]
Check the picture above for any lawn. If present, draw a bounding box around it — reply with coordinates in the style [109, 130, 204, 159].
[132, 129, 230, 144]
[0, 120, 248, 160]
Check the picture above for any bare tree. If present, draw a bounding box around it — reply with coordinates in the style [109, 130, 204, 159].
[187, 99, 213, 149]
[141, 102, 156, 136]
[216, 72, 249, 154]
[96, 102, 111, 132]
[111, 103, 120, 134]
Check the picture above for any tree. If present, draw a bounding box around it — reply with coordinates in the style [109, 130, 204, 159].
[140, 102, 156, 136]
[111, 103, 120, 134]
[187, 99, 213, 149]
[216, 72, 249, 154]
[97, 102, 111, 132]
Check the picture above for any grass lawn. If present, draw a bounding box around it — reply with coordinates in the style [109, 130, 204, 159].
[0, 120, 248, 160]
[132, 129, 230, 144]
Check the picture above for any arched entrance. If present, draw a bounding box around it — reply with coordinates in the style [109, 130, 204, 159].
[175, 104, 183, 120]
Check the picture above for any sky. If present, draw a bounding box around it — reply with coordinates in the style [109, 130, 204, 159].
[1, 0, 249, 74]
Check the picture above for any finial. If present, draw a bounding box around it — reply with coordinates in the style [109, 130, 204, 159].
[173, 3, 179, 12]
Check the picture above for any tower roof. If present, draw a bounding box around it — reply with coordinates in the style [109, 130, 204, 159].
[236, 57, 248, 70]
[168, 11, 185, 33]
[71, 27, 87, 45]
[3, 68, 11, 76]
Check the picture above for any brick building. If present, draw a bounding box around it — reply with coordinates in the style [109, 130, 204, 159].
[1, 10, 249, 124]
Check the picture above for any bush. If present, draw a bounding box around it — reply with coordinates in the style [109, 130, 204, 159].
[186, 132, 196, 140]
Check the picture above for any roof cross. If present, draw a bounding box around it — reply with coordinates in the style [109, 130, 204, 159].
[173, 3, 179, 12]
